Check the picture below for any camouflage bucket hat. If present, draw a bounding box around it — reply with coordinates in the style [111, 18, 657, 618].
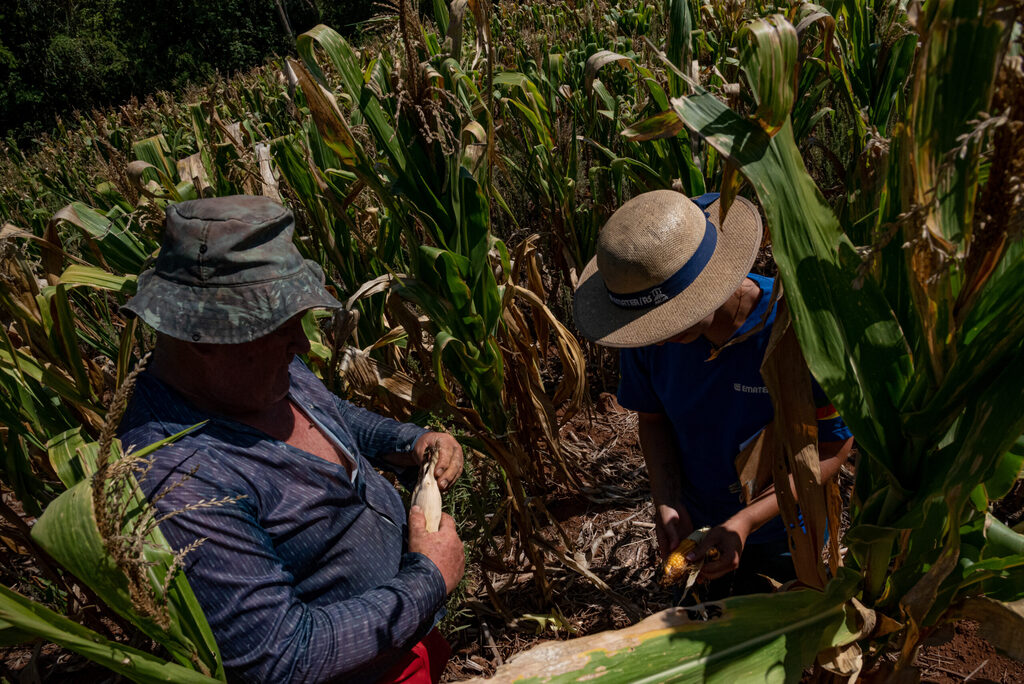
[122, 195, 342, 344]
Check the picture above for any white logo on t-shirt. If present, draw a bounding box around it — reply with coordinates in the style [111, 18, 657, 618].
[733, 383, 769, 394]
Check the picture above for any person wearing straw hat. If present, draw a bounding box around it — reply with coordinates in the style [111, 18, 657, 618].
[573, 190, 853, 598]
[117, 195, 464, 683]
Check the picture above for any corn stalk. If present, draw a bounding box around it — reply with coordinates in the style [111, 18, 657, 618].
[289, 8, 590, 604]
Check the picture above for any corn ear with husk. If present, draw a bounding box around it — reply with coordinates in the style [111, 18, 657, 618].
[411, 443, 442, 532]
[658, 526, 710, 589]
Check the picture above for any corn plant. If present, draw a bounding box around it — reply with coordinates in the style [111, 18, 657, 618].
[491, 0, 702, 283]
[286, 3, 591, 603]
[668, 4, 1024, 675]
[470, 1, 1024, 680]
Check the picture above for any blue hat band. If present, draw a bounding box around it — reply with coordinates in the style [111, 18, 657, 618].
[606, 193, 720, 310]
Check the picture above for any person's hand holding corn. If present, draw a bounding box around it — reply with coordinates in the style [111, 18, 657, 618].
[412, 432, 464, 491]
[687, 514, 750, 580]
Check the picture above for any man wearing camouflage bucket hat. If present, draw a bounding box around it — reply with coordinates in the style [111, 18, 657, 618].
[118, 195, 464, 683]
[573, 190, 853, 599]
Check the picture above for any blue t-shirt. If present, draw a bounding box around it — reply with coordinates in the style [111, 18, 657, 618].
[617, 273, 851, 543]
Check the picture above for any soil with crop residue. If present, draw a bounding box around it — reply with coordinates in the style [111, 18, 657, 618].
[918, 620, 1024, 683]
[441, 392, 1024, 682]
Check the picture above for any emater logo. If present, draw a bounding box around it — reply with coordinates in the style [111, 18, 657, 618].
[733, 383, 769, 394]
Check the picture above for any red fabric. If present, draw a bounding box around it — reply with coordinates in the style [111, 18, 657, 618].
[378, 628, 451, 683]
[815, 403, 839, 420]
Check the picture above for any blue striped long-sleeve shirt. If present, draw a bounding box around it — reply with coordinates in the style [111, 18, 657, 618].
[117, 358, 443, 683]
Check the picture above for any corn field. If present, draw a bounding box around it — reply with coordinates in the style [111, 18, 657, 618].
[1, 0, 1023, 681]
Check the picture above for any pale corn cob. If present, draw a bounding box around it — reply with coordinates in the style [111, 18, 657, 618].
[411, 444, 442, 532]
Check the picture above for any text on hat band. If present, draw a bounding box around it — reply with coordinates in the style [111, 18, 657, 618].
[605, 212, 718, 310]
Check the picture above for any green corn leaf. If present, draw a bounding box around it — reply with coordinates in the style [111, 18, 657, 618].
[47, 427, 99, 488]
[905, 266, 1024, 439]
[481, 572, 861, 683]
[737, 15, 799, 136]
[49, 203, 150, 275]
[668, 92, 912, 478]
[433, 0, 450, 35]
[33, 426, 222, 680]
[127, 160, 185, 203]
[986, 514, 1024, 558]
[665, 0, 693, 98]
[59, 265, 138, 295]
[898, 340, 1024, 531]
[133, 135, 179, 183]
[297, 25, 408, 176]
[48, 284, 93, 401]
[288, 59, 361, 171]
[984, 436, 1024, 502]
[116, 317, 139, 388]
[0, 345, 92, 407]
[622, 110, 685, 141]
[1, 427, 53, 517]
[0, 585, 219, 683]
[0, 616, 36, 648]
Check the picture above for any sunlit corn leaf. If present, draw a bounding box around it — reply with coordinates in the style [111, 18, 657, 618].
[46, 427, 98, 488]
[0, 585, 220, 683]
[48, 203, 151, 275]
[296, 25, 410, 181]
[33, 427, 223, 680]
[894, 1, 1015, 387]
[621, 110, 685, 141]
[287, 59, 361, 171]
[59, 265, 137, 296]
[669, 92, 912, 480]
[133, 135, 178, 183]
[126, 160, 190, 203]
[737, 15, 799, 136]
[475, 572, 862, 684]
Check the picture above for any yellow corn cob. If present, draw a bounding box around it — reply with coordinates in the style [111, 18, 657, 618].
[658, 527, 710, 587]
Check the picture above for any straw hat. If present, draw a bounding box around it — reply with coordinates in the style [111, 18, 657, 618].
[573, 190, 763, 348]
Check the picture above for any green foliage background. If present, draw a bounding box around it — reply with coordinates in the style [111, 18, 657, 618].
[0, 0, 375, 140]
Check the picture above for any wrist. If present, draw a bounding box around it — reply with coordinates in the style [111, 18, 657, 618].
[725, 510, 755, 537]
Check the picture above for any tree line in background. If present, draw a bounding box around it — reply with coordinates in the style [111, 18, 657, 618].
[0, 0, 377, 142]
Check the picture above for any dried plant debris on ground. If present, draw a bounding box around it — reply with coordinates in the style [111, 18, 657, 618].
[443, 394, 673, 681]
[440, 395, 1024, 682]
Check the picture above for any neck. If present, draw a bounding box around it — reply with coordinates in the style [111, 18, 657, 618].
[704, 278, 759, 347]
